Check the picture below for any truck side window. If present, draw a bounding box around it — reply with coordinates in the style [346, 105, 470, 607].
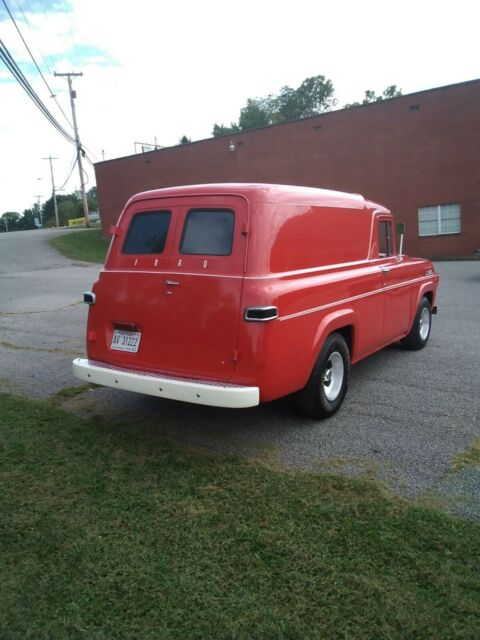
[122, 210, 171, 254]
[180, 209, 234, 256]
[378, 220, 392, 257]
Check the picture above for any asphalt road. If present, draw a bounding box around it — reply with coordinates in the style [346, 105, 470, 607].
[1, 229, 479, 519]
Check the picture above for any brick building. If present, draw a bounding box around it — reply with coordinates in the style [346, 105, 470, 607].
[95, 79, 480, 258]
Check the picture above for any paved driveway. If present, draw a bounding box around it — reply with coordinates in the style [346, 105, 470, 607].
[1, 229, 479, 518]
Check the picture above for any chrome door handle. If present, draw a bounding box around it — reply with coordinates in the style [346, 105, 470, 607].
[165, 280, 180, 286]
[381, 267, 391, 273]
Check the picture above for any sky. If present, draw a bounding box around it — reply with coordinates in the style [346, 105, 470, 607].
[0, 0, 479, 214]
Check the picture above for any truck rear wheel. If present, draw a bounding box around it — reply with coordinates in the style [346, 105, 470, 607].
[295, 332, 350, 419]
[401, 296, 432, 350]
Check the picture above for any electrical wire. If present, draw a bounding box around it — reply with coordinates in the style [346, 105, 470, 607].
[84, 153, 95, 168]
[12, 0, 53, 74]
[3, 0, 100, 165]
[83, 145, 99, 163]
[0, 38, 76, 145]
[2, 0, 75, 132]
[1, 2, 99, 167]
[57, 155, 77, 191]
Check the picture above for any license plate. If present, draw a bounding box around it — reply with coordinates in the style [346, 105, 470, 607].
[111, 330, 141, 353]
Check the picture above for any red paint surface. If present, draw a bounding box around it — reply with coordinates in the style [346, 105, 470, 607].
[86, 184, 439, 402]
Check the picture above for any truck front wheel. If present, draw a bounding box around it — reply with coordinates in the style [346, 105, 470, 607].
[401, 296, 432, 350]
[295, 332, 350, 419]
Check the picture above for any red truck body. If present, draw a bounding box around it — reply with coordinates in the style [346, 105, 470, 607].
[73, 183, 439, 415]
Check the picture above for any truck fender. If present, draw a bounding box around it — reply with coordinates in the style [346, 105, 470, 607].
[307, 308, 357, 379]
[408, 280, 436, 332]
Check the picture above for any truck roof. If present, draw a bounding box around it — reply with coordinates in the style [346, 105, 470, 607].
[127, 183, 389, 213]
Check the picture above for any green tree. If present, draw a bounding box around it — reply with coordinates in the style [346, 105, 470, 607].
[345, 85, 403, 108]
[0, 212, 20, 232]
[18, 208, 36, 231]
[363, 89, 382, 104]
[87, 186, 98, 212]
[274, 75, 336, 122]
[382, 84, 402, 99]
[212, 74, 335, 136]
[42, 194, 82, 227]
[238, 97, 274, 129]
[212, 122, 241, 138]
[179, 135, 192, 144]
[40, 187, 98, 227]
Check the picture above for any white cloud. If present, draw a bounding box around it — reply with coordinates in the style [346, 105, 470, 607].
[1, 0, 479, 213]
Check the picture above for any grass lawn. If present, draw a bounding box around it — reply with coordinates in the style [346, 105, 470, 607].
[49, 229, 110, 263]
[1, 392, 479, 639]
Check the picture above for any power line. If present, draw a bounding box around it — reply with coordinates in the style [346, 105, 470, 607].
[0, 0, 98, 167]
[12, 0, 53, 74]
[1, 0, 74, 132]
[57, 155, 77, 191]
[83, 144, 99, 163]
[0, 38, 76, 145]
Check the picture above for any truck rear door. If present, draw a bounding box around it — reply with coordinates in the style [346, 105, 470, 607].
[160, 195, 248, 381]
[92, 194, 248, 382]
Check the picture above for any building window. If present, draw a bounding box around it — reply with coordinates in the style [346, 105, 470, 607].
[418, 204, 461, 237]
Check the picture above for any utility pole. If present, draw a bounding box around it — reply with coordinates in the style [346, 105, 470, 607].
[54, 71, 90, 227]
[43, 156, 59, 227]
[34, 194, 43, 226]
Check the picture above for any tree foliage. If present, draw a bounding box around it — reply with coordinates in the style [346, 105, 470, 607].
[179, 135, 192, 144]
[212, 74, 336, 137]
[0, 210, 35, 232]
[212, 122, 241, 138]
[344, 85, 402, 108]
[1, 186, 99, 232]
[41, 186, 98, 227]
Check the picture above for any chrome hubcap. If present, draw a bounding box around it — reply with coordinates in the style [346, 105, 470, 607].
[322, 351, 344, 401]
[419, 307, 430, 340]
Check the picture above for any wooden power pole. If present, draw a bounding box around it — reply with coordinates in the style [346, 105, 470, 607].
[43, 156, 59, 227]
[54, 71, 90, 227]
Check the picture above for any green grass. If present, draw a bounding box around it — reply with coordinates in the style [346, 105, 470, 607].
[49, 229, 110, 263]
[452, 436, 480, 471]
[1, 393, 479, 639]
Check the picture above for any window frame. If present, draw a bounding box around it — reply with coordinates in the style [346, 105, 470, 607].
[378, 219, 393, 258]
[121, 209, 172, 255]
[179, 208, 235, 257]
[418, 203, 461, 237]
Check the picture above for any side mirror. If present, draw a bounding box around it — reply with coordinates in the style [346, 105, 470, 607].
[396, 222, 406, 257]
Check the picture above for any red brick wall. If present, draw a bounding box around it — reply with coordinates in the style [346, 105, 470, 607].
[95, 79, 480, 258]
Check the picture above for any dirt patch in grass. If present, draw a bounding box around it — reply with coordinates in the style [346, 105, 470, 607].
[451, 436, 480, 471]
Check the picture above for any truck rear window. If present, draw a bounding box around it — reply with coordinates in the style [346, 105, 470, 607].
[180, 209, 234, 256]
[122, 211, 171, 254]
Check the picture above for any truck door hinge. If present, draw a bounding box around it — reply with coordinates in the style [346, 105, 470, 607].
[231, 349, 239, 362]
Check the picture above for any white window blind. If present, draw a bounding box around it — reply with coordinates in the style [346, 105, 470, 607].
[418, 204, 461, 236]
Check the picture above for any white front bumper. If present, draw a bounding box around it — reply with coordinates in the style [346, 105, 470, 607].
[72, 358, 260, 409]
